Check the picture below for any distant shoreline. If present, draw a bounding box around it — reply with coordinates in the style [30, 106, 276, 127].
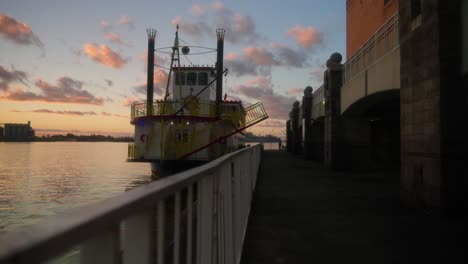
[0, 134, 133, 143]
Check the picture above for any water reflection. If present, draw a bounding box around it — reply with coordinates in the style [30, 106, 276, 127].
[0, 142, 150, 232]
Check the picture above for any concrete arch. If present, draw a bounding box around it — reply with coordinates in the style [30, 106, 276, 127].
[341, 89, 400, 118]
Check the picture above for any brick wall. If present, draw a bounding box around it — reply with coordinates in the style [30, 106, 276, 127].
[400, 0, 466, 213]
[346, 0, 398, 59]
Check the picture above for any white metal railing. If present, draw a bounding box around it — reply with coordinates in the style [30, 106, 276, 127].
[0, 144, 262, 264]
[344, 12, 399, 83]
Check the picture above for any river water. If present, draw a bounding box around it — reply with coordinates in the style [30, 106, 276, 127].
[0, 142, 150, 233]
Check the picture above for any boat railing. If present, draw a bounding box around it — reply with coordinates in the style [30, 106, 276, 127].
[0, 144, 263, 264]
[131, 100, 217, 120]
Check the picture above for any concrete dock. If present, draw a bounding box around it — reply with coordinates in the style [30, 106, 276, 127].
[241, 150, 464, 264]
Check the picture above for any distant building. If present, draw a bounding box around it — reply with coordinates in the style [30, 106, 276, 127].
[2, 121, 35, 141]
[0, 126, 3, 140]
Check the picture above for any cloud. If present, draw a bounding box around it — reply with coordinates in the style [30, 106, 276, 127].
[100, 20, 111, 29]
[105, 79, 113, 86]
[0, 14, 43, 47]
[122, 97, 138, 107]
[171, 16, 212, 38]
[140, 50, 169, 68]
[286, 25, 322, 49]
[310, 68, 324, 82]
[0, 76, 104, 105]
[234, 77, 295, 119]
[243, 47, 278, 65]
[226, 53, 237, 60]
[211, 1, 225, 11]
[11, 109, 97, 116]
[101, 111, 128, 118]
[171, 2, 260, 44]
[225, 44, 309, 77]
[83, 43, 129, 68]
[0, 65, 28, 91]
[225, 59, 270, 77]
[271, 43, 309, 67]
[190, 4, 208, 16]
[256, 120, 285, 128]
[118, 15, 135, 30]
[105, 32, 126, 46]
[134, 69, 168, 97]
[286, 88, 304, 95]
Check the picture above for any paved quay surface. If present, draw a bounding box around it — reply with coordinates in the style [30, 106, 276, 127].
[241, 150, 464, 264]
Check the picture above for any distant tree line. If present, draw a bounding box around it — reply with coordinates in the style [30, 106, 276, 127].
[243, 132, 281, 143]
[34, 133, 133, 142]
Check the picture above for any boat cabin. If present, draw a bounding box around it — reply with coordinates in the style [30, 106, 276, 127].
[172, 66, 216, 101]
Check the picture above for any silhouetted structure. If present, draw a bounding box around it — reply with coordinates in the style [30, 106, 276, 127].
[1, 121, 35, 141]
[302, 86, 313, 159]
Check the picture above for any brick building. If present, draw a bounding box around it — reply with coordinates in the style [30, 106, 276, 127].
[346, 0, 398, 59]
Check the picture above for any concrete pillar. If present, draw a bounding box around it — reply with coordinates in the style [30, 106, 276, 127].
[324, 53, 344, 169]
[286, 119, 292, 152]
[302, 86, 313, 159]
[291, 101, 302, 155]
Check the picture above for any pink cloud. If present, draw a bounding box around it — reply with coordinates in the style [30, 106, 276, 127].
[246, 76, 270, 88]
[243, 47, 278, 65]
[226, 52, 237, 60]
[118, 15, 135, 30]
[11, 109, 97, 116]
[139, 50, 169, 67]
[190, 4, 207, 16]
[0, 76, 104, 105]
[101, 111, 128, 118]
[83, 43, 129, 68]
[286, 25, 322, 49]
[257, 120, 285, 128]
[286, 88, 304, 95]
[122, 97, 138, 107]
[100, 20, 111, 28]
[211, 1, 225, 11]
[0, 14, 42, 47]
[134, 69, 168, 97]
[105, 32, 125, 45]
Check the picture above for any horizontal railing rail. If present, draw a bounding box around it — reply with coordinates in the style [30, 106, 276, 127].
[131, 100, 217, 120]
[344, 12, 399, 83]
[0, 144, 263, 264]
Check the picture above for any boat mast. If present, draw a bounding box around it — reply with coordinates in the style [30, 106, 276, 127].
[160, 25, 182, 160]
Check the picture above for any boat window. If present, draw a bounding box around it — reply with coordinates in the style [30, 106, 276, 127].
[198, 72, 208, 85]
[175, 72, 186, 85]
[187, 72, 197, 85]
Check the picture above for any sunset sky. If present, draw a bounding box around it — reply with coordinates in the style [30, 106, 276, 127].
[0, 0, 345, 138]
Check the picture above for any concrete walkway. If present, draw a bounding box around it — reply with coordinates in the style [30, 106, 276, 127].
[241, 150, 461, 264]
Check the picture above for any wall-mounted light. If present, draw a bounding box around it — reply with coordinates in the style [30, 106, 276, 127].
[170, 121, 174, 125]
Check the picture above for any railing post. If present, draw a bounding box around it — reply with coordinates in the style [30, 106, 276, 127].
[157, 201, 165, 264]
[186, 185, 193, 264]
[81, 225, 120, 264]
[122, 212, 152, 264]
